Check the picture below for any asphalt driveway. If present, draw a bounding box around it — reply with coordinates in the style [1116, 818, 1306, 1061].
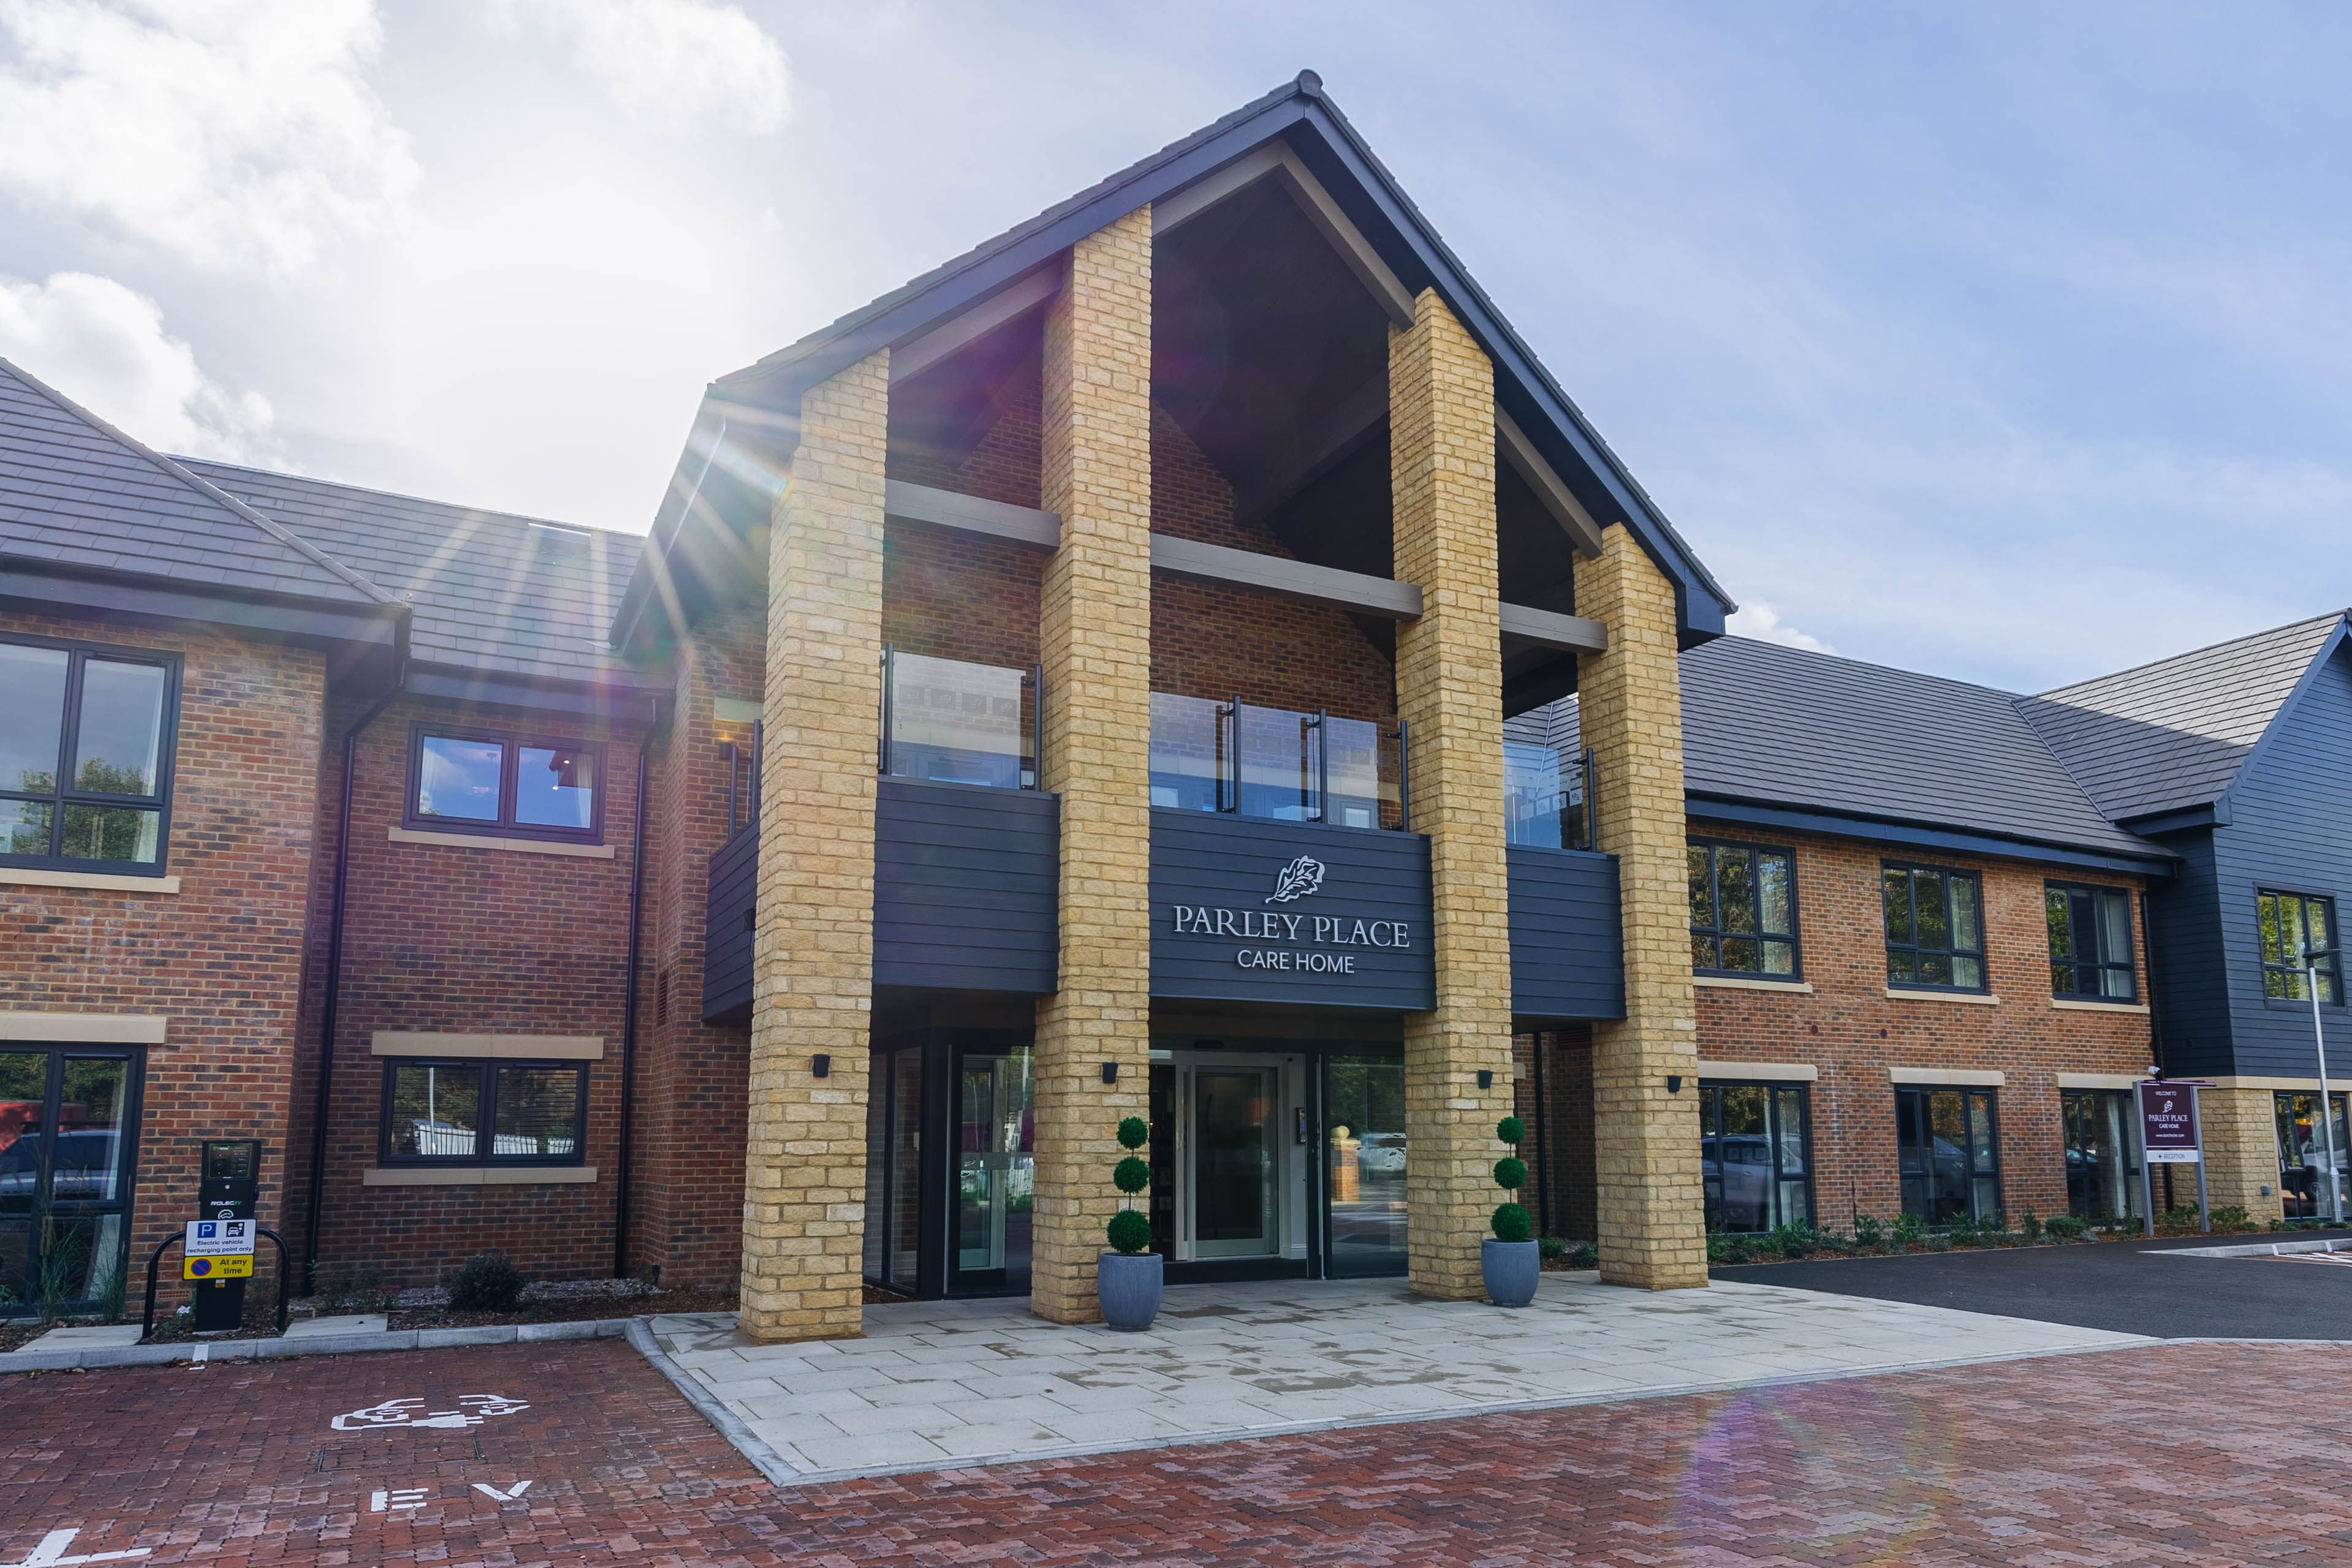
[1713, 1230, 2352, 1339]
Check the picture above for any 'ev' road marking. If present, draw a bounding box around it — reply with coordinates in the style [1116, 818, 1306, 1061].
[2, 1528, 151, 1566]
[369, 1480, 534, 1513]
[369, 1489, 428, 1513]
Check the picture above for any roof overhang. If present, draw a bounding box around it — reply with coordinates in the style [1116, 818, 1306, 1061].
[612, 72, 1734, 656]
[0, 553, 406, 653]
[1687, 795, 2177, 879]
[403, 660, 670, 725]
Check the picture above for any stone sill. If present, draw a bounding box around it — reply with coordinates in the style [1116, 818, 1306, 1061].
[371, 1031, 605, 1060]
[0, 1012, 168, 1045]
[389, 826, 615, 859]
[1696, 1061, 1818, 1082]
[2057, 1072, 2153, 1090]
[0, 866, 180, 893]
[1889, 1067, 2007, 1086]
[1694, 975, 1813, 994]
[363, 1165, 599, 1187]
[1883, 988, 2000, 1006]
[2052, 998, 2150, 1015]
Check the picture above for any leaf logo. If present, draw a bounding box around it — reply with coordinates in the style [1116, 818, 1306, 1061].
[1264, 855, 1327, 904]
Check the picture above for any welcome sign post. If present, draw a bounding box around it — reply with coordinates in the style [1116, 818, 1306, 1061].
[2136, 1080, 2209, 1237]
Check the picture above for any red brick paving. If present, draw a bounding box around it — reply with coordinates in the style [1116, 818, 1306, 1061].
[2, 1338, 2347, 1566]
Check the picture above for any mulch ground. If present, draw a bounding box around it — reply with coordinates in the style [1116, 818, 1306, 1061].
[2, 1338, 2348, 1565]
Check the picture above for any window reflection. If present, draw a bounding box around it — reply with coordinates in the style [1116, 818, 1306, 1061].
[515, 746, 596, 829]
[417, 735, 504, 822]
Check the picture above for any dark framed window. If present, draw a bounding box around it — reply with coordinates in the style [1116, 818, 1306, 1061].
[2258, 890, 2342, 1006]
[1895, 1086, 2000, 1224]
[2047, 883, 2136, 1001]
[1883, 863, 1986, 991]
[404, 724, 604, 842]
[1698, 1080, 1811, 1232]
[378, 1059, 587, 1165]
[1688, 840, 1800, 978]
[0, 634, 178, 874]
[2061, 1089, 2142, 1224]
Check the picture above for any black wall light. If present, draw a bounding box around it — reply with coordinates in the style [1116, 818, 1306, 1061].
[1101, 1061, 1120, 1085]
[812, 1054, 831, 1078]
[1476, 1069, 1494, 1089]
[1665, 1074, 1683, 1094]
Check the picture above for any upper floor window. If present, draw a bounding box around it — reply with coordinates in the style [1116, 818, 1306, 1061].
[0, 635, 176, 873]
[2047, 883, 2136, 1001]
[406, 725, 602, 842]
[1883, 863, 1986, 991]
[1688, 839, 1799, 978]
[2259, 890, 2342, 1005]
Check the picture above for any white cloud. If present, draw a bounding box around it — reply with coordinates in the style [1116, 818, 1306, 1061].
[0, 0, 417, 275]
[0, 271, 278, 462]
[1727, 600, 1833, 654]
[490, 0, 789, 134]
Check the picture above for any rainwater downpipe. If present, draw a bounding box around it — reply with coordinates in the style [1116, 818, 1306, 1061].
[612, 723, 653, 1279]
[302, 665, 404, 1290]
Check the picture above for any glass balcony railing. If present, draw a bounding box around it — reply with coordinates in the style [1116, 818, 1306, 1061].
[1504, 740, 1593, 850]
[1148, 692, 1403, 830]
[881, 647, 1038, 790]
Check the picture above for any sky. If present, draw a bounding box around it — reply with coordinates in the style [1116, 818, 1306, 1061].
[1, 1, 2348, 694]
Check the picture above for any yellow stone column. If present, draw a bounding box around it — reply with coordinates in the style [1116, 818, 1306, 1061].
[740, 349, 890, 1342]
[1389, 289, 1515, 1301]
[1574, 524, 1707, 1288]
[1030, 206, 1156, 1324]
[2196, 1085, 2283, 1220]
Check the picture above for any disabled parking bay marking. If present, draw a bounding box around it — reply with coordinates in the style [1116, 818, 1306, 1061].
[1, 1528, 151, 1567]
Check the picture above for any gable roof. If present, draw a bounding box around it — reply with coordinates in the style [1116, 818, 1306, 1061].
[0, 357, 391, 613]
[2019, 613, 2347, 824]
[613, 71, 1733, 654]
[183, 461, 656, 692]
[1514, 636, 2173, 869]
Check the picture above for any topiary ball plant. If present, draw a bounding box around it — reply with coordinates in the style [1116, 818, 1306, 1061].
[1491, 1115, 1531, 1243]
[1107, 1115, 1153, 1255]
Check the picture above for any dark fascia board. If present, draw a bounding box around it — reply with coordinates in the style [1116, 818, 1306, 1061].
[403, 661, 670, 724]
[615, 74, 1735, 650]
[2116, 803, 2225, 836]
[1685, 795, 2177, 879]
[0, 553, 404, 650]
[2210, 615, 2352, 823]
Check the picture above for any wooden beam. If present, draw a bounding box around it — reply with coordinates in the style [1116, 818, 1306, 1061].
[1497, 409, 1604, 558]
[1499, 601, 1608, 654]
[882, 479, 1060, 549]
[1149, 533, 1422, 619]
[889, 267, 1060, 383]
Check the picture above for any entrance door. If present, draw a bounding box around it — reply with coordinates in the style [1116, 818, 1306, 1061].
[2061, 1089, 2141, 1222]
[950, 1048, 1033, 1292]
[0, 1048, 140, 1315]
[1191, 1066, 1281, 1259]
[1324, 1055, 1406, 1276]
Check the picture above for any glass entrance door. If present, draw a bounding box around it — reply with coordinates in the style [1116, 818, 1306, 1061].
[2061, 1089, 2142, 1223]
[0, 1048, 140, 1315]
[1324, 1055, 1406, 1275]
[1191, 1067, 1280, 1258]
[950, 1048, 1033, 1291]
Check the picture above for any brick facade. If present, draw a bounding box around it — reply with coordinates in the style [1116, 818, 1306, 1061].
[1518, 824, 2156, 1237]
[0, 608, 324, 1315]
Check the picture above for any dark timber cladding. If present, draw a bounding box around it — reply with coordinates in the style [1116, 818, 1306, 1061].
[1150, 809, 1435, 1010]
[873, 778, 1059, 993]
[701, 824, 760, 1024]
[1505, 846, 1626, 1020]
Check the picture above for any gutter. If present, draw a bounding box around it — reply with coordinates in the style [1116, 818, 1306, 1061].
[613, 715, 656, 1278]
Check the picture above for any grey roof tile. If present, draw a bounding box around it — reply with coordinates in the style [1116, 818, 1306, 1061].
[180, 460, 652, 687]
[1525, 637, 2167, 862]
[0, 359, 388, 608]
[2018, 614, 2345, 822]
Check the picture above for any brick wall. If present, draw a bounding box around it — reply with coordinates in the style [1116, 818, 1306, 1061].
[297, 691, 649, 1287]
[0, 608, 324, 1315]
[629, 607, 762, 1288]
[1516, 823, 2157, 1236]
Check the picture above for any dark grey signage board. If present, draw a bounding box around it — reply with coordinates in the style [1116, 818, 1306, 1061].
[1149, 809, 1435, 1010]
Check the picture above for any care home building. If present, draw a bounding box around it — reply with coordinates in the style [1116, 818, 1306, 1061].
[0, 73, 2343, 1339]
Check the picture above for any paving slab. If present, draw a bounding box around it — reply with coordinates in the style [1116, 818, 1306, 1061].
[648, 1270, 2148, 1482]
[23, 1324, 142, 1350]
[284, 1313, 387, 1338]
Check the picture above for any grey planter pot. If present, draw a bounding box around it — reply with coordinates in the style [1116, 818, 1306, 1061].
[1482, 1237, 1541, 1308]
[1098, 1250, 1164, 1331]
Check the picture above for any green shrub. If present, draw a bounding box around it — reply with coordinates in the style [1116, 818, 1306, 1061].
[1491, 1203, 1532, 1243]
[1113, 1156, 1151, 1195]
[1493, 1156, 1528, 1194]
[1851, 1214, 1887, 1252]
[1496, 1115, 1525, 1145]
[1487, 1118, 1530, 1241]
[1706, 1233, 1748, 1264]
[2211, 1205, 2258, 1234]
[1117, 1116, 1149, 1151]
[1567, 1241, 1599, 1268]
[1769, 1222, 1821, 1260]
[1892, 1211, 1925, 1248]
[2020, 1209, 2044, 1244]
[1539, 1236, 1566, 1260]
[314, 1262, 392, 1315]
[446, 1251, 525, 1312]
[1106, 1208, 1152, 1255]
[2044, 1214, 2090, 1242]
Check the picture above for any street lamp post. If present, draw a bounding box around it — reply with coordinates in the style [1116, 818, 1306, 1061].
[2307, 947, 2342, 1226]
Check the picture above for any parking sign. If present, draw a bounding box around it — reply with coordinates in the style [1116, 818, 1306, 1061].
[186, 1219, 254, 1257]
